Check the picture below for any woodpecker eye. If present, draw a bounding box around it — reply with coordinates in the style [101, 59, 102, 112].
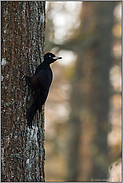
[49, 55, 51, 58]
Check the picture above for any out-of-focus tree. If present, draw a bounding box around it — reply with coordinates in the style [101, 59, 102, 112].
[1, 2, 45, 181]
[45, 1, 121, 182]
[65, 2, 117, 181]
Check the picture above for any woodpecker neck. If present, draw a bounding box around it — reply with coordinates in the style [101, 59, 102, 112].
[44, 59, 53, 65]
[42, 60, 51, 67]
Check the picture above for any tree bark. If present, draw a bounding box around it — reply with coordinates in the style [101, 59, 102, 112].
[1, 2, 45, 182]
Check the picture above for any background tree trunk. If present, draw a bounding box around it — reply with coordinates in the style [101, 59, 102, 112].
[1, 2, 45, 181]
[44, 1, 121, 181]
[65, 2, 116, 181]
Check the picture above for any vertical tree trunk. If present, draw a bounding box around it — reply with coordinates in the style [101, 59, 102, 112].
[66, 2, 116, 181]
[1, 2, 45, 182]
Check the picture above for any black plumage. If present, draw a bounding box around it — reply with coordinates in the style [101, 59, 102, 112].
[25, 52, 62, 128]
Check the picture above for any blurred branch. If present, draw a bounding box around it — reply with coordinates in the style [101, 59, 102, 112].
[46, 31, 101, 52]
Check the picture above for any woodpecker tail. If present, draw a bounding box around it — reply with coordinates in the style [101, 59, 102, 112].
[36, 89, 43, 113]
[27, 100, 38, 128]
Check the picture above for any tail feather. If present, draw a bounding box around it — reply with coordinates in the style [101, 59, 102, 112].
[27, 100, 38, 128]
[36, 89, 43, 112]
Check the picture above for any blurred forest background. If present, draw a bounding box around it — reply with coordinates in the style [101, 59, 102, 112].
[44, 1, 122, 182]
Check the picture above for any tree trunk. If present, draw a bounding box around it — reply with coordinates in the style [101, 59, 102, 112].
[66, 2, 116, 181]
[1, 2, 45, 182]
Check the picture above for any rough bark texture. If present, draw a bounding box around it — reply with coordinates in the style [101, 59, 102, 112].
[1, 2, 45, 182]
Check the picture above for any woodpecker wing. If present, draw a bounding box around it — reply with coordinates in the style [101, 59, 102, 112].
[35, 68, 53, 109]
[37, 68, 53, 89]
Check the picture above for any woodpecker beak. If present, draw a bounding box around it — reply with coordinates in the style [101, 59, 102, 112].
[52, 56, 62, 60]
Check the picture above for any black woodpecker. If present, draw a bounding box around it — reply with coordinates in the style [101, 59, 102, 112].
[25, 52, 62, 128]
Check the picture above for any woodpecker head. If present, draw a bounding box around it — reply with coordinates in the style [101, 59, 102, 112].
[44, 52, 62, 64]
